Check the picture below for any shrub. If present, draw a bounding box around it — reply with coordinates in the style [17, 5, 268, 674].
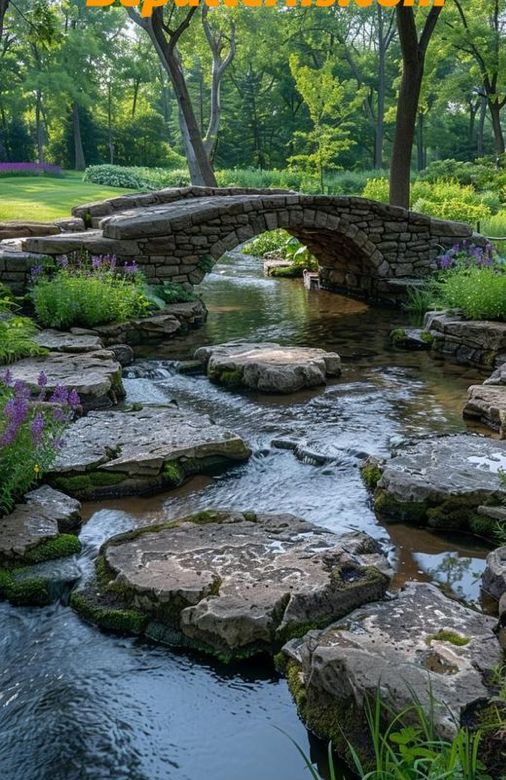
[83, 164, 189, 191]
[0, 371, 79, 515]
[31, 254, 151, 329]
[0, 288, 46, 365]
[243, 230, 292, 256]
[362, 177, 389, 202]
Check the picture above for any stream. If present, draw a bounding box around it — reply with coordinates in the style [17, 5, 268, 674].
[0, 251, 493, 780]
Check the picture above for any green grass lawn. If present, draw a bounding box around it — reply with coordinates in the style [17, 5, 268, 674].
[0, 171, 135, 222]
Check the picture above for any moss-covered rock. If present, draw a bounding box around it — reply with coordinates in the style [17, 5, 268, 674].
[71, 512, 389, 662]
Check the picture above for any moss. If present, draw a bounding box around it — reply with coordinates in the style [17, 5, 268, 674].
[374, 489, 427, 523]
[360, 460, 384, 490]
[70, 589, 147, 634]
[243, 511, 257, 522]
[210, 368, 243, 387]
[421, 331, 434, 344]
[0, 568, 51, 606]
[390, 328, 407, 345]
[469, 513, 498, 541]
[426, 496, 477, 532]
[162, 460, 185, 486]
[21, 534, 81, 564]
[426, 629, 470, 646]
[52, 470, 126, 496]
[270, 265, 302, 279]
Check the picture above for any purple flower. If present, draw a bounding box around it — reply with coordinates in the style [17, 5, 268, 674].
[68, 388, 80, 409]
[1, 369, 12, 386]
[37, 371, 48, 388]
[56, 255, 69, 268]
[91, 255, 102, 270]
[49, 385, 69, 405]
[31, 412, 45, 445]
[123, 261, 138, 274]
[30, 265, 44, 280]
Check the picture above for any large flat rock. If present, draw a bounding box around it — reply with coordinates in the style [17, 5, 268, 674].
[71, 511, 390, 659]
[425, 310, 506, 368]
[33, 329, 104, 353]
[372, 434, 506, 538]
[282, 582, 503, 757]
[49, 405, 251, 499]
[88, 300, 207, 346]
[0, 485, 81, 563]
[8, 350, 124, 410]
[195, 341, 341, 393]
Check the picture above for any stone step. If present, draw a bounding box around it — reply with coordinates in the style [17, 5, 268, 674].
[22, 230, 139, 257]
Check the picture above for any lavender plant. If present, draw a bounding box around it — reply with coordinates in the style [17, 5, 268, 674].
[31, 253, 151, 329]
[0, 370, 79, 515]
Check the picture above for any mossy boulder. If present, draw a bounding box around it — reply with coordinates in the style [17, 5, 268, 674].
[389, 327, 433, 350]
[195, 342, 341, 394]
[48, 405, 251, 500]
[282, 583, 504, 768]
[71, 511, 390, 661]
[0, 486, 82, 606]
[372, 434, 506, 541]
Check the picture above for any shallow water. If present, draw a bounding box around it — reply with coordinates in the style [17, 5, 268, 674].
[0, 252, 493, 780]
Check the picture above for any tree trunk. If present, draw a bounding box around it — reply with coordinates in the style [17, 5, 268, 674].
[0, 0, 9, 46]
[389, 6, 442, 208]
[35, 90, 45, 164]
[488, 99, 505, 157]
[375, 5, 386, 169]
[72, 102, 86, 171]
[477, 94, 487, 156]
[107, 82, 114, 164]
[202, 9, 235, 163]
[390, 58, 423, 208]
[416, 113, 425, 171]
[148, 9, 216, 186]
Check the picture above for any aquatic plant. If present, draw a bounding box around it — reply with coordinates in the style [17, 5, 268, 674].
[0, 370, 79, 514]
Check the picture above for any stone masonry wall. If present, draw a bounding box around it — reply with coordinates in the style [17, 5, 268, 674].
[0, 188, 483, 303]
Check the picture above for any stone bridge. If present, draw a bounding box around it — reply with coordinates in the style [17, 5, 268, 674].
[0, 186, 480, 303]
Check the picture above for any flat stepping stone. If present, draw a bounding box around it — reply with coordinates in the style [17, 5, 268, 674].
[8, 350, 124, 410]
[389, 327, 433, 350]
[89, 300, 207, 346]
[34, 329, 104, 353]
[195, 341, 341, 393]
[281, 582, 503, 758]
[0, 486, 81, 605]
[49, 405, 251, 500]
[370, 434, 506, 539]
[0, 485, 81, 563]
[71, 511, 390, 660]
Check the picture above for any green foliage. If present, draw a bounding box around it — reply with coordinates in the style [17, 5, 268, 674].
[362, 177, 493, 224]
[31, 259, 151, 329]
[433, 265, 506, 321]
[244, 230, 291, 257]
[288, 689, 494, 780]
[0, 375, 76, 516]
[83, 161, 187, 190]
[288, 56, 362, 193]
[0, 315, 46, 365]
[147, 282, 196, 306]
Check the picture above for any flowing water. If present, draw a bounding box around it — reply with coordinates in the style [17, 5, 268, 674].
[0, 252, 494, 780]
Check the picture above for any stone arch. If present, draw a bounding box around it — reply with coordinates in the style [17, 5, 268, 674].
[207, 206, 387, 300]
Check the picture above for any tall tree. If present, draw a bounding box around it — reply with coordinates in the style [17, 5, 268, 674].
[127, 5, 217, 186]
[389, 5, 443, 208]
[448, 0, 506, 158]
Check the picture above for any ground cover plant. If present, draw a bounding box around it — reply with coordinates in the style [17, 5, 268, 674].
[0, 370, 79, 515]
[0, 285, 46, 365]
[30, 253, 151, 329]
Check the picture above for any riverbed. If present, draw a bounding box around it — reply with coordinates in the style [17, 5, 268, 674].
[0, 252, 492, 780]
